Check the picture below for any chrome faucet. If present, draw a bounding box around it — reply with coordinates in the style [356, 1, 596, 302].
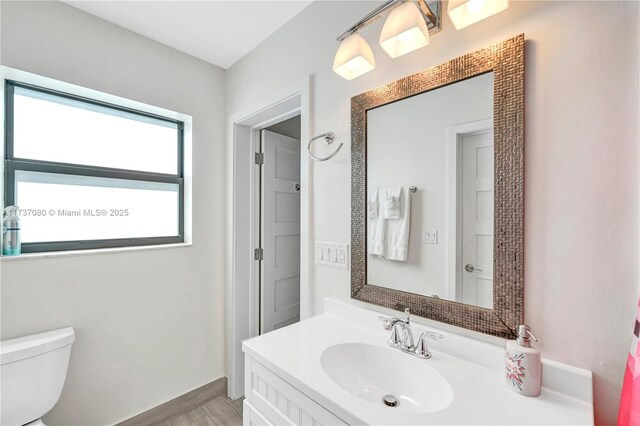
[379, 308, 443, 359]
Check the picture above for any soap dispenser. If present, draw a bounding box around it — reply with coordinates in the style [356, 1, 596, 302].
[505, 324, 541, 397]
[2, 205, 21, 256]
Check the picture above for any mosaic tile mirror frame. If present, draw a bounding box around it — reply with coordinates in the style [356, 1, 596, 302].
[350, 34, 525, 338]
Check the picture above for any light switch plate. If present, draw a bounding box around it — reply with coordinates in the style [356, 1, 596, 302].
[423, 230, 438, 244]
[315, 242, 349, 269]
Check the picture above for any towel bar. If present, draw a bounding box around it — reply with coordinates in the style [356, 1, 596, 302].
[307, 132, 344, 161]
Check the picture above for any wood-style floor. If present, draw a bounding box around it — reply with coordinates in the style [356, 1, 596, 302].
[156, 395, 243, 426]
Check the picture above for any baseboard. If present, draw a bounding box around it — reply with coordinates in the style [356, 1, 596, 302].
[117, 377, 227, 425]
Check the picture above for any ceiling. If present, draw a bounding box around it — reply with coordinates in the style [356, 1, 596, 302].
[62, 1, 313, 69]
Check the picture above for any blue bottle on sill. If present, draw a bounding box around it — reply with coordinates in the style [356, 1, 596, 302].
[2, 206, 21, 256]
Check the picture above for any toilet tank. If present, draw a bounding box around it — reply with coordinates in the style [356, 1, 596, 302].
[1, 327, 75, 426]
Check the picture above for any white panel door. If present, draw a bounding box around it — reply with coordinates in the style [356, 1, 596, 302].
[460, 131, 494, 308]
[261, 130, 301, 334]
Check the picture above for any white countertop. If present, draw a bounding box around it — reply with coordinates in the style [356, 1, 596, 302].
[242, 298, 594, 425]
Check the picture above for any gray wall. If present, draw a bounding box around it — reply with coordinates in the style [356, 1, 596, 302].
[226, 1, 639, 424]
[0, 1, 226, 425]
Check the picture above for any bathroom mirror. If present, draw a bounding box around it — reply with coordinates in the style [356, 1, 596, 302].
[367, 72, 494, 308]
[351, 35, 524, 338]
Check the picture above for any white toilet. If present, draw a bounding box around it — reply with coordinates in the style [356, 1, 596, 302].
[0, 327, 75, 426]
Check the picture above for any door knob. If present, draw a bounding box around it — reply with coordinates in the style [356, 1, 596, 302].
[465, 264, 483, 273]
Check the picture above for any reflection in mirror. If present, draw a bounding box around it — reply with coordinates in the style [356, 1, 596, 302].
[366, 72, 494, 308]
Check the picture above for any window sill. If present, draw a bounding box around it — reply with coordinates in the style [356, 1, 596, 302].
[0, 242, 192, 262]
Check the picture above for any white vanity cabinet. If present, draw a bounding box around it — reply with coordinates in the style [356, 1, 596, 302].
[243, 355, 347, 426]
[241, 299, 594, 426]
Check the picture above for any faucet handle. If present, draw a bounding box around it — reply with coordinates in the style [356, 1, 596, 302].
[404, 308, 411, 324]
[378, 316, 401, 331]
[421, 331, 444, 340]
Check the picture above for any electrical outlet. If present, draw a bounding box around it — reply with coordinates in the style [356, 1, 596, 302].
[335, 243, 349, 269]
[423, 230, 438, 244]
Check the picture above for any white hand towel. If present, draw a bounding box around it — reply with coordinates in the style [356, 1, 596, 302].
[368, 188, 378, 219]
[382, 187, 411, 261]
[383, 187, 402, 219]
[367, 188, 385, 257]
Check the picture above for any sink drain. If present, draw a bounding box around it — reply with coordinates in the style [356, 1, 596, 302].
[382, 394, 399, 407]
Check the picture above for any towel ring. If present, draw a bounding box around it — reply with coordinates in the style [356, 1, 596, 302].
[307, 132, 343, 162]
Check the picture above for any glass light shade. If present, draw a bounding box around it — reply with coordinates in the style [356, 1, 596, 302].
[333, 33, 376, 80]
[447, 0, 509, 30]
[379, 1, 430, 59]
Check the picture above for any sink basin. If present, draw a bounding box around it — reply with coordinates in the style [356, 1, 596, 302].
[320, 343, 453, 413]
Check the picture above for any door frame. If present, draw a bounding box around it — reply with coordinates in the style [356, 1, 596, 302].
[226, 77, 311, 399]
[446, 118, 493, 301]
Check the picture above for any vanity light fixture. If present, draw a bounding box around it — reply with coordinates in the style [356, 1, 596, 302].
[379, 2, 430, 59]
[447, 0, 509, 30]
[333, 0, 441, 80]
[333, 33, 376, 80]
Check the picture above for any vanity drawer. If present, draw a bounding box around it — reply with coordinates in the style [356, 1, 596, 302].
[245, 355, 347, 426]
